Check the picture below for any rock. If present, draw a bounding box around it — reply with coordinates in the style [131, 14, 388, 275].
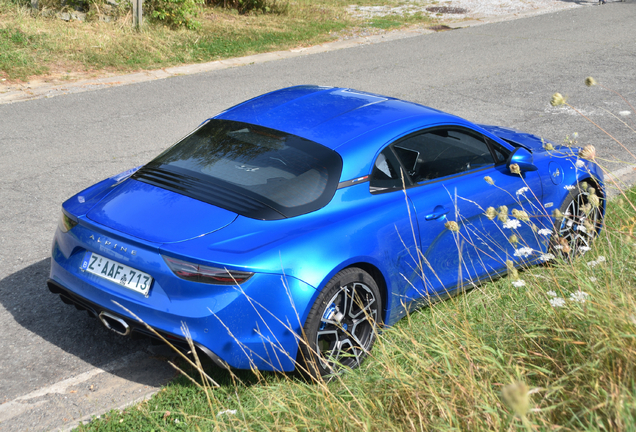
[57, 11, 70, 20]
[70, 11, 86, 20]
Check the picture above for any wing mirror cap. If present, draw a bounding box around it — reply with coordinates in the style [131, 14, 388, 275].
[507, 147, 538, 172]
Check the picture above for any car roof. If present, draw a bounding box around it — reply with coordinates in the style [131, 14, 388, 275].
[214, 86, 479, 180]
[215, 86, 460, 149]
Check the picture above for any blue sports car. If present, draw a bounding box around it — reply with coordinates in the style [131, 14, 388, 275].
[49, 86, 604, 377]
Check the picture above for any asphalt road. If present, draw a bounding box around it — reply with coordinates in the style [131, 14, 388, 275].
[1, 2, 635, 430]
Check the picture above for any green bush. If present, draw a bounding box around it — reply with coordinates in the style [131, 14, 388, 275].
[148, 0, 204, 29]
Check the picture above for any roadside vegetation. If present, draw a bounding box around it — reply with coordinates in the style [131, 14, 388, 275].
[74, 81, 636, 431]
[0, 0, 437, 82]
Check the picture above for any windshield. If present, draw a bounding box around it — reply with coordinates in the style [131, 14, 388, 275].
[132, 119, 343, 220]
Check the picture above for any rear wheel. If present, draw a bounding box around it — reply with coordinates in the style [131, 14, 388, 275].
[553, 184, 603, 258]
[299, 268, 382, 378]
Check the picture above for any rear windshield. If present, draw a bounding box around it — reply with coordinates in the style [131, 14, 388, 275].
[132, 119, 343, 220]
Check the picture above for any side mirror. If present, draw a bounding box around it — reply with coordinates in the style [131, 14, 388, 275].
[507, 147, 538, 172]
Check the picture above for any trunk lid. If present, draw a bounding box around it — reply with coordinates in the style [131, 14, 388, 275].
[86, 179, 238, 243]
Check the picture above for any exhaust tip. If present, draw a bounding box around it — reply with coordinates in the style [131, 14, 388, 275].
[99, 312, 131, 336]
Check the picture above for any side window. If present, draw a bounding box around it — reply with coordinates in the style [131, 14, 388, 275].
[369, 147, 405, 192]
[392, 128, 495, 183]
[486, 137, 509, 164]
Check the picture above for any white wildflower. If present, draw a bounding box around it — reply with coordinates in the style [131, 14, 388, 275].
[549, 297, 566, 308]
[547, 290, 557, 297]
[619, 111, 631, 117]
[587, 256, 605, 267]
[589, 277, 597, 282]
[539, 253, 555, 262]
[569, 291, 590, 304]
[512, 280, 526, 287]
[514, 247, 534, 258]
[503, 219, 522, 229]
[217, 410, 237, 417]
[538, 228, 552, 236]
[516, 187, 529, 196]
[579, 246, 591, 253]
[554, 245, 564, 250]
[564, 185, 575, 191]
[576, 160, 585, 168]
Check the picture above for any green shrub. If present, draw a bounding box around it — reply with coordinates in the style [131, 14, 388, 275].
[148, 0, 204, 29]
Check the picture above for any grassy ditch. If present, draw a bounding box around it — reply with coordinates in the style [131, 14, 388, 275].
[0, 0, 436, 82]
[75, 186, 636, 431]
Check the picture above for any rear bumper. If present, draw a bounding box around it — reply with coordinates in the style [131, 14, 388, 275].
[47, 278, 230, 368]
[50, 229, 320, 372]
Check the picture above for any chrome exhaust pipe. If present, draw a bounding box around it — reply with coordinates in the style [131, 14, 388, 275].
[98, 312, 131, 336]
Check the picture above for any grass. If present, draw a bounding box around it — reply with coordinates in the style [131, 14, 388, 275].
[74, 185, 636, 431]
[0, 0, 436, 82]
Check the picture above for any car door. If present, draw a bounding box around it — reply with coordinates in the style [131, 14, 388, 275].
[371, 126, 543, 302]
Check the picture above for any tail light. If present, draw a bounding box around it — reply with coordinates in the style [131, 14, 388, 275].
[163, 256, 253, 285]
[59, 210, 78, 233]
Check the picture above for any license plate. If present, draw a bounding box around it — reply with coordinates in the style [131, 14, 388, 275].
[81, 252, 152, 296]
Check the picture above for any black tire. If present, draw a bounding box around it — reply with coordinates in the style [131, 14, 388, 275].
[298, 267, 382, 378]
[552, 183, 604, 259]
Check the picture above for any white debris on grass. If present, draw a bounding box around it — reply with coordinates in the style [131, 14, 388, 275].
[346, 0, 586, 20]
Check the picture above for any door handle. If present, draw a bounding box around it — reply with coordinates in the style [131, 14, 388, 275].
[425, 206, 450, 221]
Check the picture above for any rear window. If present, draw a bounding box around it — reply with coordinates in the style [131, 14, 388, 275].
[132, 119, 342, 220]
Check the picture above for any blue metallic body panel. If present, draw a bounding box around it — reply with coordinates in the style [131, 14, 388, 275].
[86, 179, 238, 243]
[50, 86, 605, 372]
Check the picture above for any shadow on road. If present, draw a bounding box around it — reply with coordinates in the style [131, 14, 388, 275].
[0, 258, 170, 386]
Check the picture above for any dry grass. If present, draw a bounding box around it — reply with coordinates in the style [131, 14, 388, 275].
[0, 0, 434, 82]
